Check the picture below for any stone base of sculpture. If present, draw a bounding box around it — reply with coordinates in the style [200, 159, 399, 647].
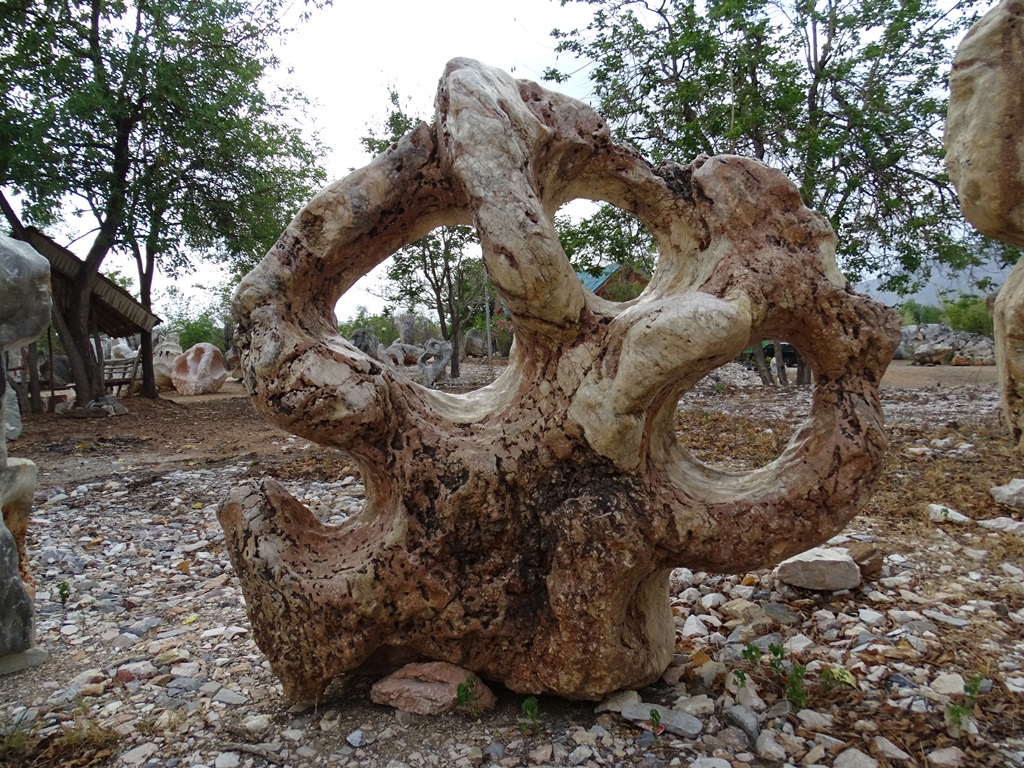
[220, 59, 900, 704]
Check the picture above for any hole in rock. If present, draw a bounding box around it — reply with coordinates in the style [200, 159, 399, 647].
[245, 449, 365, 528]
[555, 201, 654, 303]
[673, 342, 813, 471]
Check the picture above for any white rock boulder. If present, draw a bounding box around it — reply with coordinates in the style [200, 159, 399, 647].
[170, 343, 227, 396]
[776, 547, 861, 591]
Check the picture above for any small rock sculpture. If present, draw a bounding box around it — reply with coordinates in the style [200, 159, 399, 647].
[415, 338, 453, 387]
[463, 328, 488, 357]
[946, 0, 1024, 449]
[170, 343, 228, 395]
[0, 234, 51, 667]
[385, 342, 422, 366]
[153, 333, 182, 388]
[220, 59, 900, 704]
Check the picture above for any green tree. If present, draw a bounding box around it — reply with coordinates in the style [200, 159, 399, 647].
[1, 0, 326, 403]
[363, 91, 487, 380]
[941, 293, 992, 336]
[547, 0, 1018, 294]
[161, 285, 230, 351]
[556, 206, 656, 279]
[338, 306, 401, 348]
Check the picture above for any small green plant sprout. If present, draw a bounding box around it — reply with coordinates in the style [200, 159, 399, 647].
[768, 644, 786, 677]
[819, 666, 855, 693]
[784, 664, 808, 709]
[57, 580, 71, 607]
[456, 673, 478, 715]
[732, 669, 748, 689]
[741, 643, 763, 663]
[946, 673, 984, 738]
[520, 695, 540, 726]
[646, 707, 663, 735]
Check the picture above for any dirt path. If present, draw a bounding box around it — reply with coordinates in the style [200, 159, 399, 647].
[881, 360, 998, 389]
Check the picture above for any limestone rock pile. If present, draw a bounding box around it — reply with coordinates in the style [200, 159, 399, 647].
[901, 324, 995, 366]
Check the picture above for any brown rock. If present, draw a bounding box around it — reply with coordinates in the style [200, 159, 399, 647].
[218, 58, 900, 704]
[843, 541, 884, 580]
[369, 662, 496, 715]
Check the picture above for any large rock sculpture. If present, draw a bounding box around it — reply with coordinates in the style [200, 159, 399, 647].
[220, 59, 900, 704]
[170, 343, 228, 395]
[0, 234, 51, 665]
[946, 0, 1024, 449]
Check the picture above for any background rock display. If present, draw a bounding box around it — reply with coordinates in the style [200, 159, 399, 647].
[900, 323, 996, 366]
[221, 59, 900, 704]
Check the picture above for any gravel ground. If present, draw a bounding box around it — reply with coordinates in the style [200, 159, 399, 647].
[1, 363, 1022, 768]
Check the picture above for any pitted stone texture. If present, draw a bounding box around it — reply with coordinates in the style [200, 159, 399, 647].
[220, 59, 900, 703]
[171, 343, 228, 396]
[946, 1, 1024, 449]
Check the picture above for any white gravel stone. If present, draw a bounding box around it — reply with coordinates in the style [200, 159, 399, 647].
[833, 747, 879, 768]
[930, 673, 965, 696]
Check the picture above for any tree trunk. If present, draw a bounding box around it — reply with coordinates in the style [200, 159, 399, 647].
[50, 302, 98, 406]
[750, 341, 774, 385]
[24, 345, 43, 414]
[772, 339, 790, 387]
[219, 60, 901, 705]
[796, 351, 812, 386]
[449, 321, 461, 379]
[135, 244, 158, 398]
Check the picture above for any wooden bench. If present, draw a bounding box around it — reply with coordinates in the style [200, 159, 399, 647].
[103, 356, 140, 397]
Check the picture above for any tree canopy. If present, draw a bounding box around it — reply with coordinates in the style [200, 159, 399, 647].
[547, 0, 1019, 294]
[1, 0, 326, 400]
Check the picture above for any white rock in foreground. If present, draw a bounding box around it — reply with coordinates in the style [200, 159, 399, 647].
[776, 547, 861, 591]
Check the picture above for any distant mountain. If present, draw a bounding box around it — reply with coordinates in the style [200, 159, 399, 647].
[855, 262, 1013, 308]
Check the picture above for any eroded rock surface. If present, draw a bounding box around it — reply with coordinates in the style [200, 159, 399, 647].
[171, 343, 228, 396]
[153, 333, 182, 388]
[220, 59, 900, 703]
[946, 0, 1024, 449]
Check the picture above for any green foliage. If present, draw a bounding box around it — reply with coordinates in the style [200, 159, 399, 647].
[942, 294, 993, 336]
[520, 695, 540, 725]
[1, 0, 328, 401]
[819, 666, 855, 692]
[548, 0, 1017, 293]
[338, 306, 400, 347]
[648, 707, 662, 733]
[741, 643, 763, 663]
[784, 664, 808, 709]
[899, 299, 945, 326]
[731, 669, 747, 689]
[946, 673, 985, 737]
[161, 286, 230, 351]
[456, 673, 478, 715]
[556, 206, 655, 280]
[0, 0, 327, 276]
[57, 580, 71, 608]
